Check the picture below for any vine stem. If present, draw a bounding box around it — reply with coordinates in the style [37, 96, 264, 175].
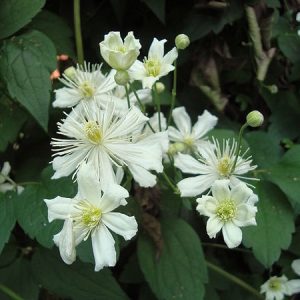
[130, 83, 146, 112]
[0, 284, 24, 300]
[161, 172, 179, 194]
[74, 0, 84, 65]
[168, 58, 177, 126]
[153, 84, 162, 131]
[124, 85, 131, 109]
[206, 261, 264, 299]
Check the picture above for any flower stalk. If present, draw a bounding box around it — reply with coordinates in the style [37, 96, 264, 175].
[168, 58, 177, 126]
[74, 0, 84, 65]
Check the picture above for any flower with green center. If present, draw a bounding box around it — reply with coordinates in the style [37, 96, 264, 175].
[84, 121, 102, 144]
[53, 62, 116, 108]
[44, 163, 138, 271]
[129, 38, 178, 88]
[99, 31, 141, 71]
[196, 180, 258, 248]
[174, 138, 257, 197]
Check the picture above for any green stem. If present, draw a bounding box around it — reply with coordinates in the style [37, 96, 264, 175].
[130, 83, 145, 112]
[74, 0, 84, 65]
[168, 58, 177, 126]
[153, 84, 162, 131]
[161, 172, 179, 194]
[206, 261, 264, 299]
[0, 284, 24, 300]
[124, 85, 131, 109]
[230, 123, 248, 174]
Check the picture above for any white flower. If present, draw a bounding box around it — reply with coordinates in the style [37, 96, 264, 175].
[296, 12, 300, 22]
[0, 162, 23, 194]
[45, 163, 138, 271]
[129, 38, 178, 88]
[292, 259, 300, 276]
[51, 102, 165, 188]
[168, 107, 218, 154]
[196, 180, 257, 248]
[99, 32, 141, 71]
[175, 138, 257, 197]
[53, 62, 116, 108]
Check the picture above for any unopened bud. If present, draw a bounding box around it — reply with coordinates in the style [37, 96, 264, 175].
[114, 70, 130, 86]
[64, 66, 76, 80]
[155, 82, 165, 94]
[175, 34, 190, 50]
[246, 110, 264, 127]
[168, 142, 186, 155]
[269, 84, 278, 94]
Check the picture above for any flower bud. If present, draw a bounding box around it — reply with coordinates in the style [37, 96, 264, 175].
[64, 66, 76, 80]
[175, 34, 190, 50]
[155, 82, 165, 94]
[246, 110, 264, 128]
[114, 70, 130, 86]
[269, 84, 278, 94]
[168, 142, 186, 155]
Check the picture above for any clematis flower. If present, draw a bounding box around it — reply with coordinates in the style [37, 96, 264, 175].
[99, 32, 141, 71]
[168, 107, 218, 154]
[45, 163, 138, 271]
[51, 101, 166, 188]
[175, 138, 257, 197]
[196, 180, 258, 248]
[129, 38, 178, 88]
[53, 62, 116, 108]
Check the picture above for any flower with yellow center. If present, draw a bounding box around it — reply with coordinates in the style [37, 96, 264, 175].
[174, 138, 257, 197]
[196, 180, 258, 248]
[129, 38, 178, 88]
[45, 163, 138, 271]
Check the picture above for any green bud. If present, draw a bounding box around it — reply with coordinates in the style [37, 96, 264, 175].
[168, 142, 186, 155]
[269, 84, 278, 94]
[64, 66, 76, 80]
[175, 34, 190, 50]
[155, 82, 165, 94]
[114, 70, 130, 86]
[246, 110, 264, 128]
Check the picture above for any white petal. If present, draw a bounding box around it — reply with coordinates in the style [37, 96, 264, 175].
[168, 126, 184, 142]
[127, 163, 157, 187]
[44, 196, 78, 222]
[129, 60, 147, 81]
[231, 182, 253, 205]
[148, 38, 166, 60]
[177, 174, 216, 197]
[0, 183, 14, 193]
[292, 259, 300, 276]
[1, 161, 11, 177]
[285, 279, 300, 295]
[142, 76, 158, 89]
[233, 204, 257, 227]
[172, 107, 192, 135]
[91, 225, 116, 271]
[196, 195, 218, 217]
[211, 180, 231, 203]
[206, 216, 223, 238]
[222, 222, 242, 248]
[162, 47, 178, 65]
[102, 212, 138, 240]
[174, 152, 210, 174]
[192, 110, 218, 139]
[53, 87, 82, 108]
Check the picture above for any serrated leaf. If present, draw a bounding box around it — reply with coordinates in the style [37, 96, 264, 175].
[0, 192, 16, 254]
[32, 247, 129, 300]
[142, 0, 165, 24]
[0, 0, 45, 39]
[0, 30, 56, 130]
[15, 166, 75, 248]
[243, 181, 295, 267]
[138, 218, 207, 300]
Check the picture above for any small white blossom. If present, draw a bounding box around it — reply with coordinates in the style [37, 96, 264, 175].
[175, 138, 257, 197]
[196, 180, 257, 248]
[129, 38, 178, 89]
[99, 32, 141, 71]
[53, 62, 116, 108]
[0, 162, 23, 194]
[45, 163, 137, 271]
[51, 102, 166, 188]
[168, 107, 218, 154]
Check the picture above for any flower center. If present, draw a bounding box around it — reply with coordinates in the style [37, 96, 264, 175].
[117, 45, 127, 53]
[84, 121, 102, 144]
[144, 58, 161, 77]
[79, 81, 95, 98]
[217, 156, 232, 177]
[183, 136, 195, 148]
[268, 278, 282, 291]
[75, 200, 102, 230]
[216, 200, 236, 222]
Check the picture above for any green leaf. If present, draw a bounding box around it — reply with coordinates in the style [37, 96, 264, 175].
[278, 34, 300, 63]
[266, 145, 300, 209]
[32, 247, 129, 300]
[29, 10, 75, 57]
[243, 181, 295, 267]
[0, 98, 27, 152]
[142, 0, 165, 24]
[0, 0, 45, 39]
[138, 218, 207, 300]
[15, 166, 75, 248]
[0, 192, 16, 254]
[0, 30, 57, 130]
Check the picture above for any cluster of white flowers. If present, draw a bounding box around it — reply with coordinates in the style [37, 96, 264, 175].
[0, 162, 23, 194]
[260, 259, 300, 300]
[45, 31, 261, 271]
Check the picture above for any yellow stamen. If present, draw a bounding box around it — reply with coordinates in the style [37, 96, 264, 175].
[144, 59, 161, 77]
[84, 121, 102, 144]
[80, 81, 95, 98]
[217, 156, 232, 177]
[216, 200, 236, 222]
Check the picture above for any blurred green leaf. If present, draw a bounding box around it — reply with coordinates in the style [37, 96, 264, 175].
[0, 30, 56, 130]
[243, 181, 295, 267]
[0, 0, 45, 39]
[142, 0, 165, 24]
[138, 218, 208, 300]
[278, 34, 300, 63]
[32, 247, 129, 300]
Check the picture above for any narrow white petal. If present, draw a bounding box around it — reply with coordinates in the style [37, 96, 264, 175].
[211, 180, 231, 202]
[192, 110, 218, 139]
[91, 225, 116, 271]
[162, 47, 178, 65]
[206, 216, 223, 238]
[172, 107, 192, 135]
[292, 259, 300, 276]
[285, 279, 300, 295]
[127, 163, 157, 187]
[222, 222, 242, 248]
[175, 152, 210, 174]
[102, 212, 138, 240]
[142, 76, 158, 89]
[53, 87, 82, 108]
[148, 38, 166, 60]
[168, 126, 184, 142]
